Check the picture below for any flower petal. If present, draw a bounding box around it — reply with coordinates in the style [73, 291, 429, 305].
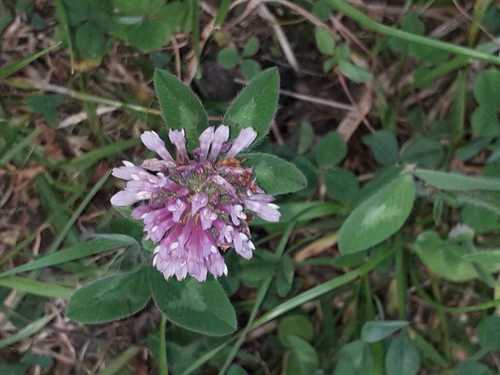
[191, 192, 208, 215]
[245, 199, 280, 222]
[141, 131, 174, 162]
[110, 191, 142, 206]
[168, 129, 188, 161]
[208, 125, 229, 161]
[198, 126, 215, 160]
[225, 127, 257, 158]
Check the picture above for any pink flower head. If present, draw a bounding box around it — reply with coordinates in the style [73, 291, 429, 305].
[111, 126, 280, 282]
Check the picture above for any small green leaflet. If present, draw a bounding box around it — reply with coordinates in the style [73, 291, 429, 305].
[149, 271, 237, 336]
[361, 320, 408, 343]
[339, 174, 416, 253]
[67, 267, 151, 324]
[154, 69, 208, 149]
[223, 68, 279, 144]
[243, 153, 307, 195]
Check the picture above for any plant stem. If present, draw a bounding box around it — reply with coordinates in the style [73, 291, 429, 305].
[327, 0, 500, 65]
[218, 222, 296, 374]
[396, 246, 407, 320]
[430, 275, 451, 361]
[159, 314, 168, 375]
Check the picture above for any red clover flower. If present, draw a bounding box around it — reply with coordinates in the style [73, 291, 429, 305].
[110, 126, 280, 281]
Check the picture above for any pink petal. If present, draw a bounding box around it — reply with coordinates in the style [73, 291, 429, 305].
[208, 125, 229, 161]
[198, 126, 215, 160]
[140, 131, 174, 162]
[191, 192, 208, 215]
[245, 200, 280, 222]
[110, 191, 141, 206]
[226, 128, 257, 158]
[168, 129, 188, 161]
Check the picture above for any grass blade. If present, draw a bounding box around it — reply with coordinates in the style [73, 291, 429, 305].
[99, 346, 140, 375]
[48, 171, 111, 252]
[0, 128, 40, 166]
[328, 0, 500, 65]
[0, 235, 138, 278]
[0, 313, 55, 350]
[252, 245, 397, 329]
[0, 43, 61, 79]
[0, 276, 73, 299]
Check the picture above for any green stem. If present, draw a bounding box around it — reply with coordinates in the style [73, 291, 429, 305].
[396, 246, 407, 320]
[219, 221, 296, 374]
[364, 277, 384, 375]
[327, 0, 500, 65]
[430, 275, 451, 360]
[468, 0, 493, 46]
[159, 315, 168, 375]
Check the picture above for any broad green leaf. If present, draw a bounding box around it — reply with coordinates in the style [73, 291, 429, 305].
[217, 47, 240, 69]
[400, 136, 444, 168]
[66, 267, 151, 324]
[338, 174, 416, 254]
[415, 169, 500, 191]
[334, 340, 373, 375]
[362, 130, 399, 166]
[149, 271, 237, 336]
[0, 235, 138, 278]
[315, 131, 347, 168]
[0, 43, 60, 79]
[223, 67, 279, 144]
[385, 334, 420, 375]
[243, 153, 307, 195]
[285, 335, 319, 375]
[471, 69, 500, 137]
[278, 315, 314, 347]
[356, 165, 403, 204]
[361, 320, 408, 343]
[413, 231, 482, 282]
[315, 27, 335, 55]
[74, 22, 107, 61]
[461, 205, 499, 233]
[477, 316, 500, 351]
[154, 69, 208, 148]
